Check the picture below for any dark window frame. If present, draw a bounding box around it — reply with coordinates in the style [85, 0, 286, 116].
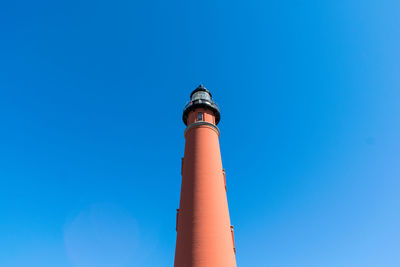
[197, 112, 203, 121]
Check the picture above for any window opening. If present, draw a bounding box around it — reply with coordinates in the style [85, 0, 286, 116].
[176, 209, 180, 231]
[231, 226, 236, 254]
[197, 112, 203, 121]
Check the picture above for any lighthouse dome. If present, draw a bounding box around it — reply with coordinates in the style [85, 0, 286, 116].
[183, 85, 220, 126]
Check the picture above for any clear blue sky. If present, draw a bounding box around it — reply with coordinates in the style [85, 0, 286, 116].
[0, 0, 399, 266]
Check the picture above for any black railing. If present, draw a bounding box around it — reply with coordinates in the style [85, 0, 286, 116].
[183, 99, 220, 112]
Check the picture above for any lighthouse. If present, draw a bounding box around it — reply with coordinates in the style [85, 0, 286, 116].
[174, 85, 237, 267]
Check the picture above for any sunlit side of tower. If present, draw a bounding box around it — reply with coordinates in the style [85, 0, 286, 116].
[174, 85, 237, 267]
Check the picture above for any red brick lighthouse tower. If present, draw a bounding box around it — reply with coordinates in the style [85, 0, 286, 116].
[174, 85, 237, 267]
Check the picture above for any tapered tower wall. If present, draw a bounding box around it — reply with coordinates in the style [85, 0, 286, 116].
[174, 86, 237, 267]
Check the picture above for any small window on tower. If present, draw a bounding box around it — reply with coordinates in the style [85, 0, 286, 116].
[197, 112, 203, 121]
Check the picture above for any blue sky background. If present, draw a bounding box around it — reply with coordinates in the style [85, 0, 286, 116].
[0, 0, 399, 266]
